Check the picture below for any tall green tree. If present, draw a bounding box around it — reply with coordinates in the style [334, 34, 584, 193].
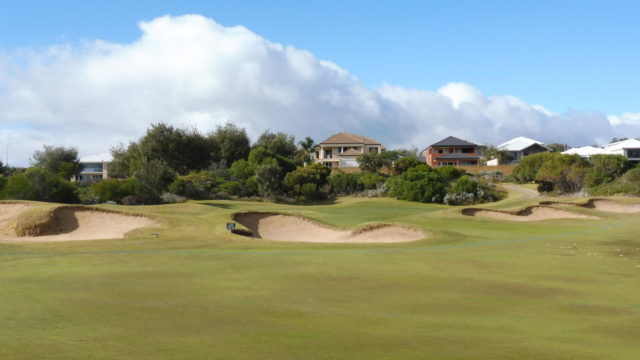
[255, 131, 297, 159]
[31, 145, 81, 179]
[209, 122, 251, 166]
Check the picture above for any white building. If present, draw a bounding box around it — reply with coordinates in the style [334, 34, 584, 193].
[562, 146, 613, 159]
[75, 153, 113, 182]
[602, 139, 640, 162]
[498, 136, 550, 162]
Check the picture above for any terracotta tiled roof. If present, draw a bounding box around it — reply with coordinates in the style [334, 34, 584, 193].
[320, 132, 381, 145]
[339, 148, 363, 156]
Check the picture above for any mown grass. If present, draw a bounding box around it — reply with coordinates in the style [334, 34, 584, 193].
[0, 189, 639, 359]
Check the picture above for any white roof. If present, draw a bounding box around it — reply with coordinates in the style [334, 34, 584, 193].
[562, 146, 613, 157]
[498, 136, 546, 151]
[80, 153, 113, 163]
[602, 138, 640, 151]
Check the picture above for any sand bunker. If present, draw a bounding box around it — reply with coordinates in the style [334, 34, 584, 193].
[232, 212, 425, 243]
[461, 206, 598, 222]
[0, 206, 156, 242]
[540, 199, 640, 213]
[0, 203, 30, 229]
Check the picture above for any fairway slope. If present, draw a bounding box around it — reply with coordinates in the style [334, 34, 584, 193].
[232, 211, 425, 243]
[461, 205, 598, 221]
[0, 206, 157, 242]
[540, 199, 640, 213]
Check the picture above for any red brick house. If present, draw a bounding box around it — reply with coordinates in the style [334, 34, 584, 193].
[422, 136, 480, 167]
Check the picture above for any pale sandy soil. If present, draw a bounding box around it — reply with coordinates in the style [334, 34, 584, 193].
[461, 206, 598, 222]
[587, 199, 640, 213]
[0, 206, 156, 243]
[0, 203, 30, 228]
[233, 212, 425, 243]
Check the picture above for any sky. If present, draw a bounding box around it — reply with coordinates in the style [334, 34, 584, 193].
[1, 0, 639, 166]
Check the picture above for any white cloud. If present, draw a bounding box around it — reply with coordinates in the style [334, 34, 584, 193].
[0, 14, 638, 166]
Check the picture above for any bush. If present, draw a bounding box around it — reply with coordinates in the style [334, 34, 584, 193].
[387, 165, 446, 203]
[439, 166, 466, 182]
[255, 159, 283, 200]
[585, 155, 632, 187]
[329, 173, 362, 195]
[92, 178, 141, 203]
[284, 163, 331, 201]
[452, 175, 478, 193]
[512, 152, 555, 183]
[218, 181, 241, 196]
[535, 154, 590, 194]
[3, 168, 79, 203]
[360, 173, 385, 190]
[393, 156, 422, 175]
[589, 168, 640, 196]
[169, 170, 212, 199]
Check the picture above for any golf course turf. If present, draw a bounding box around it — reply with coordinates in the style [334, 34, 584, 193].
[0, 186, 639, 359]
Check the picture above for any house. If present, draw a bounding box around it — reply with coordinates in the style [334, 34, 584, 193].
[562, 146, 613, 159]
[602, 138, 640, 163]
[74, 153, 112, 182]
[498, 136, 549, 162]
[422, 136, 480, 167]
[313, 132, 384, 168]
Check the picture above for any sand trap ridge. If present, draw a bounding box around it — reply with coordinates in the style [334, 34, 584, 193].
[0, 205, 156, 242]
[0, 203, 31, 232]
[461, 206, 598, 222]
[232, 212, 425, 243]
[540, 199, 640, 213]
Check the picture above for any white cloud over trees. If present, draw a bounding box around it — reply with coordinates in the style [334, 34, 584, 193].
[0, 14, 637, 165]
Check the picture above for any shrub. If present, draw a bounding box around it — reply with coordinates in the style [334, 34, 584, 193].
[160, 193, 187, 204]
[360, 173, 385, 190]
[169, 170, 212, 199]
[439, 166, 466, 182]
[387, 165, 446, 203]
[284, 163, 331, 201]
[92, 178, 141, 203]
[512, 152, 556, 183]
[393, 156, 422, 175]
[585, 154, 632, 187]
[329, 172, 362, 195]
[3, 168, 79, 203]
[219, 181, 241, 196]
[452, 175, 478, 193]
[535, 154, 590, 194]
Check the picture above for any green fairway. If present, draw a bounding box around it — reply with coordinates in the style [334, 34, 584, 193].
[1, 189, 639, 359]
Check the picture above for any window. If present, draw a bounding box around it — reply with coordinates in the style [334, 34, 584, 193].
[437, 149, 444, 154]
[315, 151, 320, 159]
[461, 148, 475, 153]
[369, 147, 378, 154]
[627, 149, 640, 158]
[325, 149, 332, 158]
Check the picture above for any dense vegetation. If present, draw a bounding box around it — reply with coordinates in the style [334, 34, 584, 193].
[512, 152, 639, 195]
[3, 123, 638, 204]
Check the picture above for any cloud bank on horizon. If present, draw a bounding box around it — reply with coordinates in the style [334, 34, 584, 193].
[1, 14, 639, 166]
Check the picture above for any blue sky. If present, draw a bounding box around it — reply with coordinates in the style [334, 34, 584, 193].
[1, 1, 640, 165]
[1, 0, 638, 115]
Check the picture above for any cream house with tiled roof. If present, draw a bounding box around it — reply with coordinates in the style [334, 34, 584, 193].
[313, 132, 384, 168]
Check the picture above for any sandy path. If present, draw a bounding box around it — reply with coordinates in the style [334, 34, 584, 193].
[461, 206, 598, 222]
[233, 212, 425, 243]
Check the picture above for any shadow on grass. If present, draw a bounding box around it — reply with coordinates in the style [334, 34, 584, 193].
[197, 202, 235, 209]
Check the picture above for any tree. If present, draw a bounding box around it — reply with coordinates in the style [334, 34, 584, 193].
[393, 156, 422, 175]
[255, 131, 297, 159]
[255, 159, 283, 200]
[357, 152, 384, 173]
[31, 145, 81, 179]
[481, 146, 514, 165]
[585, 154, 632, 187]
[209, 122, 251, 166]
[329, 173, 362, 195]
[283, 163, 331, 201]
[387, 164, 447, 203]
[511, 152, 556, 183]
[3, 168, 78, 203]
[133, 159, 176, 203]
[535, 154, 590, 193]
[297, 137, 316, 164]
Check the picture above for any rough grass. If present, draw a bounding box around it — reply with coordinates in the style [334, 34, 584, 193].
[0, 189, 639, 359]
